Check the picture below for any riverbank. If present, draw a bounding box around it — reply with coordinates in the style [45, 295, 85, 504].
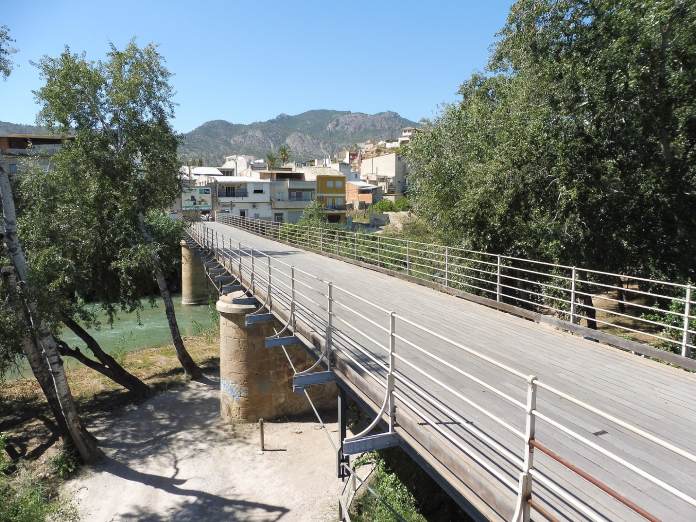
[9, 296, 217, 381]
[1, 334, 219, 461]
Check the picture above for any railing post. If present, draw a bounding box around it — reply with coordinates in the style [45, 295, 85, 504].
[682, 284, 692, 358]
[496, 255, 502, 302]
[320, 227, 323, 252]
[388, 311, 396, 432]
[290, 266, 296, 329]
[570, 267, 577, 324]
[406, 241, 410, 275]
[326, 282, 333, 371]
[267, 258, 272, 312]
[237, 241, 242, 278]
[353, 233, 357, 260]
[250, 247, 255, 294]
[521, 375, 537, 522]
[445, 246, 449, 287]
[377, 236, 381, 266]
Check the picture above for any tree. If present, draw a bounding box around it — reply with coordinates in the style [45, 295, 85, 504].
[266, 152, 278, 169]
[0, 25, 15, 80]
[1, 170, 102, 463]
[298, 200, 328, 227]
[34, 42, 203, 379]
[278, 145, 291, 165]
[406, 0, 696, 283]
[16, 157, 150, 397]
[0, 26, 101, 463]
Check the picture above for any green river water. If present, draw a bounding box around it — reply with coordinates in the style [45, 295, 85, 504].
[10, 295, 215, 380]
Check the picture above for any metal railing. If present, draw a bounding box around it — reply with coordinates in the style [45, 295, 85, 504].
[214, 213, 695, 360]
[189, 222, 696, 521]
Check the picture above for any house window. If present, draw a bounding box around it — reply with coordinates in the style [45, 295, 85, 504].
[274, 213, 284, 223]
[253, 188, 264, 194]
[335, 180, 343, 188]
[327, 180, 334, 188]
[8, 163, 17, 175]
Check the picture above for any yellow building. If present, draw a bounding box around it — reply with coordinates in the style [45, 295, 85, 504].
[315, 173, 346, 223]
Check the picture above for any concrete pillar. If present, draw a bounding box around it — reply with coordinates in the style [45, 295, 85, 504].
[217, 291, 336, 423]
[181, 240, 208, 305]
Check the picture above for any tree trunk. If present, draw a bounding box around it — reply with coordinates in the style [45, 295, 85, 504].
[617, 279, 627, 314]
[0, 168, 102, 463]
[137, 212, 202, 379]
[62, 317, 150, 397]
[1, 266, 70, 439]
[581, 294, 598, 330]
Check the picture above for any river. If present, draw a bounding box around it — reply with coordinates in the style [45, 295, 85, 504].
[9, 295, 215, 380]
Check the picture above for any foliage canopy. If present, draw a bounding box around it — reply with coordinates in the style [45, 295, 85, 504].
[405, 0, 696, 282]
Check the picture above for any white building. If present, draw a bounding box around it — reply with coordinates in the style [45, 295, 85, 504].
[214, 176, 272, 219]
[359, 152, 408, 195]
[220, 155, 255, 176]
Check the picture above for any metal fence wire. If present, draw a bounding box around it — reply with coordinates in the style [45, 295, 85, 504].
[214, 213, 695, 360]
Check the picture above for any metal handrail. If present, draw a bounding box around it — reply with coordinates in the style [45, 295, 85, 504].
[215, 213, 695, 359]
[190, 220, 696, 521]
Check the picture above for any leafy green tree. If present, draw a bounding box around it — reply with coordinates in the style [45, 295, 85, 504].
[278, 145, 291, 165]
[34, 42, 202, 379]
[406, 0, 696, 284]
[298, 200, 328, 227]
[0, 25, 15, 79]
[266, 152, 278, 169]
[16, 156, 153, 397]
[0, 33, 101, 462]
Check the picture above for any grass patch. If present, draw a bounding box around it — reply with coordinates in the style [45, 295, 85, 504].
[350, 452, 426, 522]
[0, 434, 78, 522]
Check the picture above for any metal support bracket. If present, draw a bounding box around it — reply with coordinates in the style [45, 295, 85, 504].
[244, 313, 275, 326]
[232, 296, 257, 305]
[221, 283, 242, 294]
[292, 370, 335, 393]
[342, 432, 398, 455]
[264, 335, 300, 348]
[214, 275, 235, 285]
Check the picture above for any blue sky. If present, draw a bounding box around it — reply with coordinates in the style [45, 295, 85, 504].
[1, 0, 513, 132]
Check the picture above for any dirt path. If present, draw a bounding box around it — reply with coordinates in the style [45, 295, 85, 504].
[64, 376, 340, 521]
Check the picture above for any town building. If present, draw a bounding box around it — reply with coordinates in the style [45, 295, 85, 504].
[219, 154, 255, 176]
[0, 132, 73, 175]
[359, 152, 408, 197]
[215, 176, 272, 219]
[346, 180, 383, 209]
[296, 166, 347, 223]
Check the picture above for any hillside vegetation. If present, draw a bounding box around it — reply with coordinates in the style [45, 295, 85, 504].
[180, 109, 416, 164]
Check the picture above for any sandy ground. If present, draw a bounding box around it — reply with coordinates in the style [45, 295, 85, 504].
[64, 377, 341, 521]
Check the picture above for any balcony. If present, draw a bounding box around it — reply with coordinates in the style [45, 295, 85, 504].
[218, 190, 248, 198]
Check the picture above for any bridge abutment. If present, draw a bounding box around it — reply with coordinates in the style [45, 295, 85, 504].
[216, 290, 336, 423]
[180, 240, 209, 305]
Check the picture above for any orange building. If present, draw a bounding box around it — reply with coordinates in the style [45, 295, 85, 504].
[346, 180, 383, 209]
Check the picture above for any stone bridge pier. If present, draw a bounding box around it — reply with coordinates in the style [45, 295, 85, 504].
[180, 240, 208, 305]
[180, 239, 336, 422]
[216, 291, 336, 422]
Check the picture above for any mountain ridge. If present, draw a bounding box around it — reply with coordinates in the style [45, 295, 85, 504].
[180, 109, 417, 164]
[1, 109, 418, 165]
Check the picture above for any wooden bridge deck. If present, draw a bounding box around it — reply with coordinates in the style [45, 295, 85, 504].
[207, 221, 696, 521]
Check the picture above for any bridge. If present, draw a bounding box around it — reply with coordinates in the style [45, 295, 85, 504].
[186, 215, 696, 522]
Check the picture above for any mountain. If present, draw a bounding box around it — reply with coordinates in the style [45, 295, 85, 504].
[2, 109, 418, 165]
[180, 110, 417, 165]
